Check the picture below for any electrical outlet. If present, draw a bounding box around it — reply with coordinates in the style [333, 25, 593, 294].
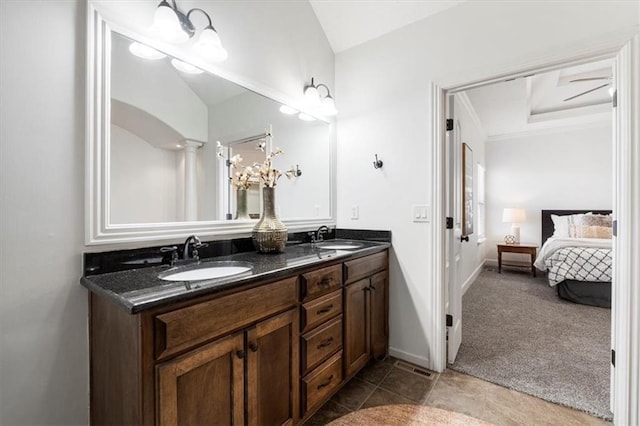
[413, 205, 430, 222]
[351, 205, 359, 220]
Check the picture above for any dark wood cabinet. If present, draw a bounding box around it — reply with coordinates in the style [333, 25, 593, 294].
[89, 249, 388, 426]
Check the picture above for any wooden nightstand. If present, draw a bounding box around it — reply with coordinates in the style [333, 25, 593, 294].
[497, 243, 538, 277]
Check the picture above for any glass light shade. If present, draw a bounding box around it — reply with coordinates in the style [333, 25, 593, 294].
[304, 85, 320, 104]
[195, 27, 228, 62]
[171, 58, 204, 74]
[279, 105, 298, 115]
[128, 42, 166, 60]
[298, 112, 316, 122]
[151, 2, 189, 43]
[502, 208, 526, 223]
[320, 96, 338, 116]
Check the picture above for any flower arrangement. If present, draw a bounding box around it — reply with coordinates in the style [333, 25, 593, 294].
[229, 154, 254, 190]
[254, 147, 296, 188]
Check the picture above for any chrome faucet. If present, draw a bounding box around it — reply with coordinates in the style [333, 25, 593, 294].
[308, 225, 330, 247]
[183, 235, 208, 261]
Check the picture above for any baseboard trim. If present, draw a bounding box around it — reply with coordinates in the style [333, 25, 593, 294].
[462, 261, 485, 295]
[389, 347, 430, 370]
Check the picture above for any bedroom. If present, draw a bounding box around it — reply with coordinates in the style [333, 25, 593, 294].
[448, 58, 614, 420]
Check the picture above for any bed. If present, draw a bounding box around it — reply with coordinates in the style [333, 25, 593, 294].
[534, 209, 612, 308]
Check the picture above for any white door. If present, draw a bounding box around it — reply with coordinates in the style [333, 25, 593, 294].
[446, 94, 463, 363]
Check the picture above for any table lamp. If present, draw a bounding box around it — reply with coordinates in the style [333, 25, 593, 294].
[502, 208, 526, 244]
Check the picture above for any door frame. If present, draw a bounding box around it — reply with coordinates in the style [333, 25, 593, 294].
[429, 36, 639, 424]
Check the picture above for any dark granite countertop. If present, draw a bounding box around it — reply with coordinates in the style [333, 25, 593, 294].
[81, 239, 390, 314]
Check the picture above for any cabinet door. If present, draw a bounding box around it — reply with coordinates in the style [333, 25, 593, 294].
[247, 308, 299, 426]
[156, 332, 244, 426]
[344, 278, 371, 377]
[370, 270, 389, 359]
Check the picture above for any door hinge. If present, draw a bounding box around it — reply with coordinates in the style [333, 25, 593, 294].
[612, 220, 617, 237]
[612, 90, 617, 108]
[446, 217, 454, 229]
[446, 119, 454, 131]
[446, 314, 453, 327]
[611, 349, 616, 367]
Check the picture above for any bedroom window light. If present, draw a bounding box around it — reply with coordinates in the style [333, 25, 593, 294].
[477, 163, 486, 243]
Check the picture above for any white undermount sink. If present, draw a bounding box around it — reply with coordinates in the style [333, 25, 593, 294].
[158, 261, 253, 282]
[316, 242, 364, 250]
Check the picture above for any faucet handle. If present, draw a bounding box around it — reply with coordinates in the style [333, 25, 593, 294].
[191, 242, 208, 261]
[308, 232, 317, 245]
[160, 246, 179, 267]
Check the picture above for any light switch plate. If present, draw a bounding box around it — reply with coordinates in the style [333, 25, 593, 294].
[351, 205, 359, 220]
[413, 205, 430, 222]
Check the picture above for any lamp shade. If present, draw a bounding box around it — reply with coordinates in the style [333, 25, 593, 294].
[151, 1, 188, 43]
[502, 208, 526, 223]
[195, 26, 228, 62]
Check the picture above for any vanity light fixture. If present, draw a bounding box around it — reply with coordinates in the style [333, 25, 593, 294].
[128, 42, 166, 60]
[150, 0, 228, 62]
[303, 77, 338, 116]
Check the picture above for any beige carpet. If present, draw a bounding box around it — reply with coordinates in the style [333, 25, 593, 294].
[328, 404, 491, 425]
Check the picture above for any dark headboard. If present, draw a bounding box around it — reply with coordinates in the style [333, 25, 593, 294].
[541, 210, 612, 245]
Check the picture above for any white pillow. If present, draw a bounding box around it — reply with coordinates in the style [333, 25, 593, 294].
[551, 213, 592, 238]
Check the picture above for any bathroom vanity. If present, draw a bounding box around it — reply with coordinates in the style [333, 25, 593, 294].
[83, 240, 389, 425]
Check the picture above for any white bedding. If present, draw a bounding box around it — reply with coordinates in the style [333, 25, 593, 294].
[534, 237, 612, 286]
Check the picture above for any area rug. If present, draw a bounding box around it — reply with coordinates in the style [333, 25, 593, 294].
[328, 404, 491, 426]
[449, 267, 612, 420]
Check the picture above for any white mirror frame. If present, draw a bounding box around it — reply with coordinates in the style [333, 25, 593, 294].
[86, 4, 336, 245]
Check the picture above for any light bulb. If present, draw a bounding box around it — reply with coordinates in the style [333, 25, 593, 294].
[279, 105, 298, 115]
[128, 42, 166, 60]
[304, 85, 320, 104]
[320, 95, 338, 116]
[171, 58, 204, 74]
[150, 1, 188, 43]
[195, 26, 228, 62]
[298, 113, 316, 122]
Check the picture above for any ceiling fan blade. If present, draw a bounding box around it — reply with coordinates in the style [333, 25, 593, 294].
[563, 83, 610, 102]
[569, 77, 611, 82]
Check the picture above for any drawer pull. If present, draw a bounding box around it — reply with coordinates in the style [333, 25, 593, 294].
[317, 374, 334, 390]
[249, 342, 259, 352]
[319, 277, 334, 287]
[317, 337, 334, 349]
[316, 304, 334, 315]
[236, 350, 245, 359]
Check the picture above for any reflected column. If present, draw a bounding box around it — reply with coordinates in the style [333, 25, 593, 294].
[184, 140, 203, 221]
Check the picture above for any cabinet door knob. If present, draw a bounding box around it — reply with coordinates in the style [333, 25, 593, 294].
[317, 374, 334, 390]
[249, 342, 259, 352]
[236, 350, 245, 359]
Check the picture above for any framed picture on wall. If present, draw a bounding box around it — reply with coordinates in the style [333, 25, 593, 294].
[462, 143, 474, 236]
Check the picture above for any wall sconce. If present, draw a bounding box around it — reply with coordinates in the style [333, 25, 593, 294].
[502, 208, 526, 244]
[303, 77, 338, 116]
[149, 0, 228, 62]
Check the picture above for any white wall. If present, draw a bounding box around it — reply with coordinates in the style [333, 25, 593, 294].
[0, 1, 333, 424]
[110, 125, 179, 223]
[335, 1, 638, 369]
[485, 123, 613, 262]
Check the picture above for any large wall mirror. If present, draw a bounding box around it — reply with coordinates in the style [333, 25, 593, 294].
[87, 6, 334, 244]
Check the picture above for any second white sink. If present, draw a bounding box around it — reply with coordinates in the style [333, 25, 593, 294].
[159, 261, 253, 282]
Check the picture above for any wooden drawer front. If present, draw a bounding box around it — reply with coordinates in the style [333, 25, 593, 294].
[301, 289, 342, 333]
[301, 351, 343, 415]
[154, 277, 297, 360]
[344, 251, 388, 284]
[301, 316, 343, 375]
[301, 264, 342, 301]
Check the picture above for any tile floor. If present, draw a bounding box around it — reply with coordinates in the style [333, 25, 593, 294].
[304, 357, 610, 426]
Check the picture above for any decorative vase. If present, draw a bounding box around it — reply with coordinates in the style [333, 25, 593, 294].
[235, 188, 250, 220]
[252, 187, 288, 253]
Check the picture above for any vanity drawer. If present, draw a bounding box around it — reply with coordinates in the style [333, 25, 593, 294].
[301, 289, 342, 333]
[301, 315, 342, 375]
[344, 251, 388, 284]
[154, 276, 297, 360]
[301, 264, 342, 302]
[301, 351, 343, 415]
